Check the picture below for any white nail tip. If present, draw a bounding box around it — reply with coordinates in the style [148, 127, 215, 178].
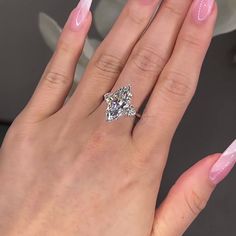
[78, 0, 93, 11]
[223, 139, 236, 159]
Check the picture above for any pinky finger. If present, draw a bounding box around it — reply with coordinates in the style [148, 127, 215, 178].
[152, 140, 236, 236]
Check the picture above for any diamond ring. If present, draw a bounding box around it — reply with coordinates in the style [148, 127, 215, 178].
[104, 85, 140, 122]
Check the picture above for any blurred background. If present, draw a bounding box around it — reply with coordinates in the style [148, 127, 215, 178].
[0, 0, 236, 235]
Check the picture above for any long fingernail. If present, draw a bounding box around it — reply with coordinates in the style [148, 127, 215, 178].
[209, 140, 236, 185]
[70, 0, 92, 30]
[192, 0, 215, 23]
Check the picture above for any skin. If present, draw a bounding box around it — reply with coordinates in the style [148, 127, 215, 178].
[0, 0, 220, 235]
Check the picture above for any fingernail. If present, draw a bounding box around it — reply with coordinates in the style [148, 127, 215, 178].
[192, 0, 215, 23]
[70, 0, 92, 30]
[209, 140, 236, 185]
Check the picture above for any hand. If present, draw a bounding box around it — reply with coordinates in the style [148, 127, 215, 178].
[1, 0, 234, 235]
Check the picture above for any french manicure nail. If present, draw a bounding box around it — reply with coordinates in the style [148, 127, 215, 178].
[192, 0, 215, 23]
[70, 0, 92, 30]
[209, 140, 236, 185]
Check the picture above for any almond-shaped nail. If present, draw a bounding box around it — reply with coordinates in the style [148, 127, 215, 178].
[192, 0, 215, 23]
[209, 140, 236, 185]
[70, 0, 92, 31]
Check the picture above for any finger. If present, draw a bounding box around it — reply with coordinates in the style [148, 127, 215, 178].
[110, 0, 193, 120]
[152, 141, 236, 236]
[134, 0, 218, 146]
[23, 0, 92, 121]
[68, 0, 160, 116]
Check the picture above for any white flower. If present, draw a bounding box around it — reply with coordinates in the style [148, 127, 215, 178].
[215, 0, 236, 35]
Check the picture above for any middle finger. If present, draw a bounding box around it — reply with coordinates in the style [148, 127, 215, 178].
[99, 0, 193, 127]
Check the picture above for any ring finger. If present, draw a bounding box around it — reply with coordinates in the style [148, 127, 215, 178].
[95, 0, 193, 128]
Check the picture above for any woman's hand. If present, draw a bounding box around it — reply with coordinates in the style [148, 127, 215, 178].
[1, 0, 235, 235]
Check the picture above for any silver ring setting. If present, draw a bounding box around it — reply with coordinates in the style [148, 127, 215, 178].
[104, 85, 138, 122]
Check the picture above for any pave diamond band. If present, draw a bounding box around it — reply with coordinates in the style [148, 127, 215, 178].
[104, 85, 139, 122]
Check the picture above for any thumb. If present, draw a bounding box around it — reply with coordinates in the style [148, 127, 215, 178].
[152, 139, 236, 236]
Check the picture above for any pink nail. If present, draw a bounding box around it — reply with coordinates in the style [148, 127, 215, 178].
[209, 140, 236, 185]
[70, 0, 92, 31]
[192, 0, 215, 23]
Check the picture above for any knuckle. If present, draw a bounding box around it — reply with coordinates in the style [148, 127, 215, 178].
[84, 128, 109, 157]
[180, 33, 203, 51]
[88, 130, 106, 149]
[44, 71, 70, 89]
[184, 189, 208, 216]
[126, 7, 149, 26]
[93, 53, 124, 81]
[162, 1, 183, 18]
[57, 39, 75, 56]
[160, 70, 194, 101]
[131, 46, 166, 73]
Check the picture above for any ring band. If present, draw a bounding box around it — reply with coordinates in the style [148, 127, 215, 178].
[104, 85, 140, 122]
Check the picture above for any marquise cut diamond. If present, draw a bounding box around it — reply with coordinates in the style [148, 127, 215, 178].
[104, 85, 137, 122]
